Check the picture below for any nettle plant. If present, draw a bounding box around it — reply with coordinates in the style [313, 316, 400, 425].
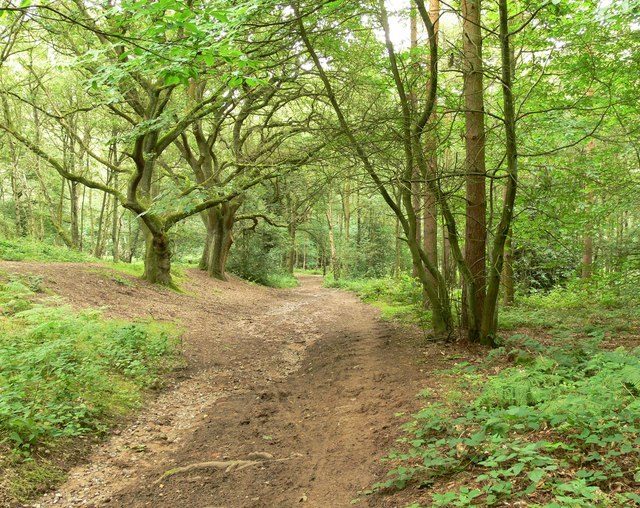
[373, 336, 640, 506]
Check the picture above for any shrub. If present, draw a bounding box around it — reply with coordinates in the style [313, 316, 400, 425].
[227, 226, 296, 287]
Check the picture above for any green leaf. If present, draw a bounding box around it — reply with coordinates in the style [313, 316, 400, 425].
[164, 74, 182, 86]
[528, 469, 545, 484]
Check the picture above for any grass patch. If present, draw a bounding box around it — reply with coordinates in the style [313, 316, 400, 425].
[81, 259, 198, 295]
[0, 274, 181, 503]
[325, 275, 430, 326]
[229, 269, 299, 288]
[0, 237, 195, 291]
[264, 273, 299, 288]
[1, 456, 66, 502]
[370, 334, 640, 506]
[501, 274, 640, 343]
[0, 237, 95, 263]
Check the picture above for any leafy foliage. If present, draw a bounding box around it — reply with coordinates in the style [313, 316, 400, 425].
[0, 276, 179, 453]
[227, 226, 298, 287]
[325, 275, 429, 324]
[0, 237, 95, 263]
[373, 336, 640, 506]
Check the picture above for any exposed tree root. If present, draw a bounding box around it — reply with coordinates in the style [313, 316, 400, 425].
[155, 453, 302, 484]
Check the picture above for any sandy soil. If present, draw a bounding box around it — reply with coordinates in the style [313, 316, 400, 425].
[0, 262, 470, 508]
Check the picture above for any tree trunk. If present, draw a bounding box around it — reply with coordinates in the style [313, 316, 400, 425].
[58, 175, 65, 236]
[199, 209, 215, 271]
[479, 0, 519, 343]
[143, 230, 172, 286]
[326, 204, 340, 280]
[111, 207, 120, 263]
[581, 191, 594, 278]
[287, 222, 297, 275]
[69, 180, 80, 249]
[207, 202, 239, 280]
[134, 143, 174, 285]
[462, 0, 487, 341]
[127, 222, 141, 263]
[93, 189, 109, 258]
[410, 6, 422, 278]
[394, 215, 402, 277]
[7, 136, 28, 237]
[502, 228, 514, 305]
[342, 182, 351, 243]
[423, 0, 440, 295]
[442, 220, 455, 285]
[356, 184, 362, 246]
[10, 169, 27, 237]
[582, 234, 593, 278]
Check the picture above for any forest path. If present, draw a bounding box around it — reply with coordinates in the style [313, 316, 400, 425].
[1, 263, 447, 508]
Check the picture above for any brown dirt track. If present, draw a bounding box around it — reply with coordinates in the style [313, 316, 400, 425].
[0, 262, 470, 508]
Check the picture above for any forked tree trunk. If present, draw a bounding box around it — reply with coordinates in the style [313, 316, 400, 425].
[207, 202, 240, 281]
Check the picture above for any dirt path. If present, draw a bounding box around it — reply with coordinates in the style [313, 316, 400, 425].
[1, 263, 459, 508]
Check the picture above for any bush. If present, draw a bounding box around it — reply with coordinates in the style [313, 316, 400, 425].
[227, 226, 297, 287]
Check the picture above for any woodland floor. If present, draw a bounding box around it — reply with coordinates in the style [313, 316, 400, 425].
[1, 262, 480, 508]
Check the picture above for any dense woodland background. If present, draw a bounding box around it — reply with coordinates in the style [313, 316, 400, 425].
[1, 0, 640, 506]
[1, 0, 637, 340]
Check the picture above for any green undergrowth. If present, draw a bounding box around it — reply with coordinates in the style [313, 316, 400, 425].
[0, 274, 181, 502]
[95, 261, 192, 291]
[294, 268, 324, 276]
[325, 275, 430, 325]
[500, 273, 640, 337]
[234, 270, 299, 288]
[265, 273, 299, 288]
[326, 273, 640, 340]
[0, 237, 194, 290]
[369, 334, 640, 507]
[0, 237, 95, 263]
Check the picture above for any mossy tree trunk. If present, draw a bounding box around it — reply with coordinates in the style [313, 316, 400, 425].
[143, 229, 172, 286]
